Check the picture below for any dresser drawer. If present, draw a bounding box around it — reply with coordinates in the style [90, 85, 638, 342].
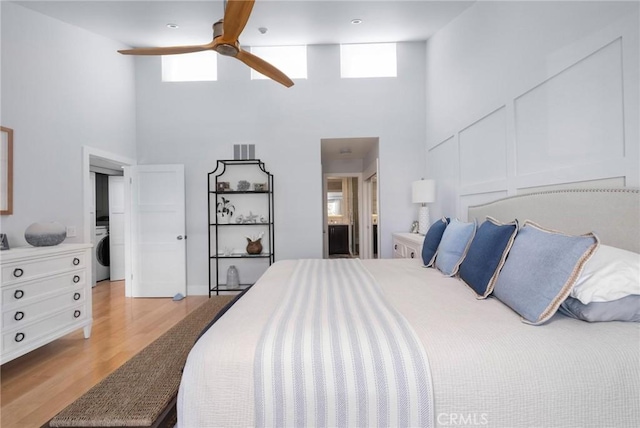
[1, 252, 87, 285]
[2, 271, 87, 307]
[2, 303, 88, 354]
[392, 233, 424, 261]
[393, 241, 406, 258]
[393, 242, 420, 259]
[2, 286, 86, 329]
[404, 245, 420, 259]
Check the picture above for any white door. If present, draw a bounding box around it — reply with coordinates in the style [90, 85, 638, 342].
[130, 165, 186, 297]
[108, 176, 125, 281]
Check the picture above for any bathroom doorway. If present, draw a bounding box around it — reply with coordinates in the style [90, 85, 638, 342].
[320, 137, 379, 259]
[326, 175, 361, 258]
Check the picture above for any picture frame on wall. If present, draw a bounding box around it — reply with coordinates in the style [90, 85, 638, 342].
[0, 126, 14, 215]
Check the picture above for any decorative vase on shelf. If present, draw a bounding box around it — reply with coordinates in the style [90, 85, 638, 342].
[246, 238, 263, 255]
[226, 265, 240, 289]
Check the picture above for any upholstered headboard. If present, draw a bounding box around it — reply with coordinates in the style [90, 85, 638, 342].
[468, 188, 640, 253]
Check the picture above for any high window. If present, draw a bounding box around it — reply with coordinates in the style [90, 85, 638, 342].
[340, 43, 397, 78]
[249, 46, 307, 80]
[161, 52, 217, 82]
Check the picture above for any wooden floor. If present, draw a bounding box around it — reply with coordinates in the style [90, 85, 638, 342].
[0, 280, 208, 428]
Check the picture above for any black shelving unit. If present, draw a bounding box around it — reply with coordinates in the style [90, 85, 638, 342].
[208, 160, 274, 296]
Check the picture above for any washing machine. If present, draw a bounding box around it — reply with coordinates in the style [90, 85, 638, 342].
[95, 226, 110, 282]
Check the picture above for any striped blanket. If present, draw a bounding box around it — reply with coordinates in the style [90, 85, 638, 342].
[254, 259, 434, 427]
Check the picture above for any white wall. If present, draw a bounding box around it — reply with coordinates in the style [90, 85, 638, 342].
[0, 3, 137, 246]
[323, 158, 365, 174]
[363, 143, 380, 180]
[424, 1, 639, 220]
[134, 42, 426, 293]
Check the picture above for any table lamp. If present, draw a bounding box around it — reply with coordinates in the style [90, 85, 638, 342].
[412, 179, 436, 235]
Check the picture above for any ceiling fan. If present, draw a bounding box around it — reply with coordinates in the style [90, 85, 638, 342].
[118, 0, 294, 88]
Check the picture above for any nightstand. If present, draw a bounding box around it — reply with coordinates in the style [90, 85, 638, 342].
[392, 233, 424, 260]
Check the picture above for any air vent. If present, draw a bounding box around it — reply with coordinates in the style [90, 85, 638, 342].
[233, 144, 255, 160]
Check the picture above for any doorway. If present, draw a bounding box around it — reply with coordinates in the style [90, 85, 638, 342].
[83, 149, 188, 298]
[82, 146, 134, 294]
[320, 137, 379, 259]
[91, 172, 125, 286]
[326, 175, 361, 258]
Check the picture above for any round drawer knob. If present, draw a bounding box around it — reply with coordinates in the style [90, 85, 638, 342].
[13, 268, 24, 278]
[74, 310, 81, 318]
[73, 258, 80, 266]
[14, 289, 24, 299]
[73, 292, 81, 301]
[15, 332, 25, 343]
[73, 275, 80, 283]
[14, 311, 25, 321]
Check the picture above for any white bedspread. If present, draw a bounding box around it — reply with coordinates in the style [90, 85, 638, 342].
[178, 259, 640, 428]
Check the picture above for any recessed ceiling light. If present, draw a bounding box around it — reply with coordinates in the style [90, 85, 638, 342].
[351, 19, 363, 25]
[166, 23, 179, 29]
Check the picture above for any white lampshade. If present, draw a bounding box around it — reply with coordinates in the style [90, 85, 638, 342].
[412, 179, 436, 204]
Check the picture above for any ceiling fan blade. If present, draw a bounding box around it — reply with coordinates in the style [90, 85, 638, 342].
[118, 43, 213, 56]
[222, 0, 255, 42]
[236, 50, 294, 88]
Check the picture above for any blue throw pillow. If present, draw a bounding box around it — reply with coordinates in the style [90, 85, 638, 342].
[421, 217, 450, 267]
[493, 221, 599, 325]
[459, 217, 519, 299]
[435, 219, 477, 276]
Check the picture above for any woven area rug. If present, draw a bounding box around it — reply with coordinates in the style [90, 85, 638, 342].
[47, 295, 235, 428]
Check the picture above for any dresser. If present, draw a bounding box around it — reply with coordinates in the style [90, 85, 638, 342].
[1, 244, 92, 364]
[392, 233, 424, 260]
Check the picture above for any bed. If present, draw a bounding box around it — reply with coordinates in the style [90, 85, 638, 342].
[178, 188, 640, 428]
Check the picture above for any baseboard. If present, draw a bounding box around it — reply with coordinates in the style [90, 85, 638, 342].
[187, 284, 209, 296]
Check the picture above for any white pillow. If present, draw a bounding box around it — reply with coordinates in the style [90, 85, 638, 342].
[570, 245, 640, 304]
